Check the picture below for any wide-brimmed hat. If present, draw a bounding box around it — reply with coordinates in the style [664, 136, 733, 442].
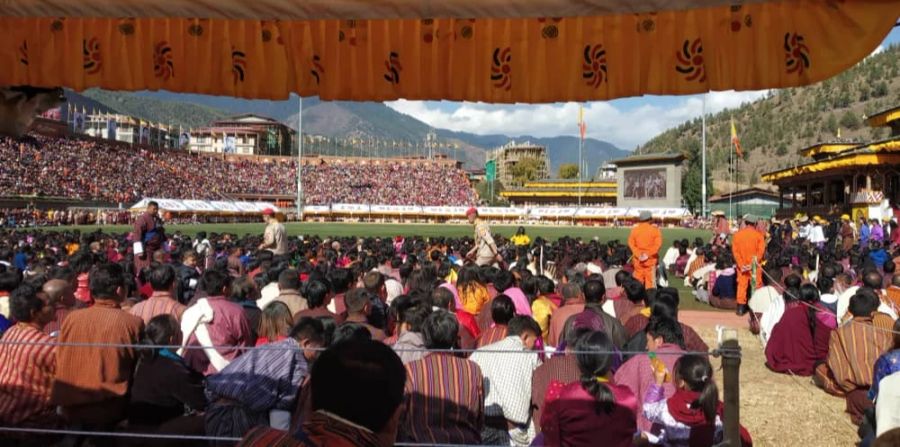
[711, 210, 725, 217]
[743, 214, 758, 224]
[638, 210, 652, 221]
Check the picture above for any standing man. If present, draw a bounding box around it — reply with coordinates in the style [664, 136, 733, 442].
[465, 208, 500, 267]
[258, 208, 288, 256]
[840, 214, 855, 252]
[732, 214, 766, 316]
[132, 200, 165, 273]
[710, 210, 729, 244]
[627, 211, 662, 289]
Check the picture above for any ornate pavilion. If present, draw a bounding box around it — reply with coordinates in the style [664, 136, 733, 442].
[761, 105, 900, 219]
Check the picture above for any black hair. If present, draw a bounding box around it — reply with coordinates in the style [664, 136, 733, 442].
[333, 323, 372, 344]
[9, 284, 42, 322]
[310, 340, 406, 433]
[647, 316, 684, 347]
[0, 270, 22, 292]
[304, 280, 330, 308]
[849, 291, 879, 317]
[289, 316, 326, 345]
[422, 310, 459, 349]
[885, 260, 897, 274]
[623, 280, 646, 305]
[493, 270, 514, 293]
[148, 264, 176, 291]
[141, 314, 180, 360]
[537, 276, 555, 295]
[507, 315, 541, 337]
[200, 269, 232, 296]
[650, 293, 678, 321]
[863, 270, 884, 289]
[278, 269, 301, 290]
[491, 295, 516, 325]
[328, 268, 352, 294]
[344, 288, 371, 313]
[674, 355, 719, 424]
[431, 287, 455, 310]
[575, 331, 616, 414]
[147, 201, 159, 208]
[399, 302, 432, 333]
[583, 278, 606, 304]
[89, 263, 125, 300]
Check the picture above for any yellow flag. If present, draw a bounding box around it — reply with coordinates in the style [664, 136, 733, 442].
[730, 117, 743, 158]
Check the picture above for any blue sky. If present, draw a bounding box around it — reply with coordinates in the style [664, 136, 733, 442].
[386, 28, 900, 150]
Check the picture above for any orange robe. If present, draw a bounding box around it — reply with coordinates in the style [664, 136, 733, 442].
[732, 226, 765, 305]
[628, 222, 662, 289]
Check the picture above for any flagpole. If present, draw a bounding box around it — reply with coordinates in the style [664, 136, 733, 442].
[296, 95, 304, 222]
[729, 120, 734, 221]
[578, 105, 584, 209]
[701, 95, 707, 218]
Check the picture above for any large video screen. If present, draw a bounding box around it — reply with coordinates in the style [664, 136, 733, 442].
[623, 168, 666, 200]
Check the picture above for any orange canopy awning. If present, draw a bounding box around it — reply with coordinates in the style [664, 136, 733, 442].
[1, 0, 897, 102]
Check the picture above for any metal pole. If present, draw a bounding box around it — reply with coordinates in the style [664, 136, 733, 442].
[701, 95, 707, 218]
[296, 95, 303, 222]
[729, 128, 734, 221]
[721, 333, 742, 447]
[579, 131, 584, 208]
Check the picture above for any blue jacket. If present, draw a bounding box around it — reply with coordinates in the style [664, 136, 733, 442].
[870, 248, 888, 269]
[712, 269, 737, 299]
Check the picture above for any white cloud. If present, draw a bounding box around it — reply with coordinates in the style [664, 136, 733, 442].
[386, 89, 768, 150]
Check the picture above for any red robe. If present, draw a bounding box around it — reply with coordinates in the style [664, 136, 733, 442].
[765, 303, 832, 376]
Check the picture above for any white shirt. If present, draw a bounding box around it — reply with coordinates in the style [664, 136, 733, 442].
[808, 225, 826, 244]
[469, 336, 539, 426]
[748, 286, 782, 315]
[662, 247, 680, 269]
[798, 224, 810, 239]
[759, 296, 785, 347]
[877, 371, 900, 436]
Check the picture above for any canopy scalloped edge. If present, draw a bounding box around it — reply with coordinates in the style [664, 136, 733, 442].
[1, 0, 897, 103]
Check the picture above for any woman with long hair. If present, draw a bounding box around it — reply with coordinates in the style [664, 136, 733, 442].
[456, 265, 489, 315]
[256, 301, 294, 346]
[540, 331, 637, 446]
[765, 283, 833, 376]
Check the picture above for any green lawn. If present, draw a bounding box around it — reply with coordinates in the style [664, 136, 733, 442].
[49, 222, 718, 311]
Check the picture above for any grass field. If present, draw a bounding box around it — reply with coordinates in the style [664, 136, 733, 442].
[52, 222, 718, 311]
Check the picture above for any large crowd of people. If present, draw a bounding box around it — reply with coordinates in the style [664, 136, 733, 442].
[1, 205, 900, 446]
[0, 135, 477, 206]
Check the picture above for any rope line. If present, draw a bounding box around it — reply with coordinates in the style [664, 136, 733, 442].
[0, 338, 727, 357]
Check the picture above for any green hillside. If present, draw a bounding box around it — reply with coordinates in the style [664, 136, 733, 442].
[638, 44, 900, 193]
[81, 89, 229, 128]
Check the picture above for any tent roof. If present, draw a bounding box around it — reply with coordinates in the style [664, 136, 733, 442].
[1, 1, 897, 103]
[0, 0, 772, 20]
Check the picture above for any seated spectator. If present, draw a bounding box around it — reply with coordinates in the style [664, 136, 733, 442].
[869, 319, 900, 402]
[391, 301, 431, 364]
[255, 301, 293, 346]
[400, 310, 485, 445]
[294, 279, 343, 323]
[51, 263, 144, 432]
[766, 284, 832, 376]
[643, 355, 725, 445]
[206, 317, 326, 439]
[615, 317, 685, 434]
[710, 257, 738, 310]
[457, 265, 490, 316]
[41, 277, 77, 336]
[622, 291, 709, 356]
[476, 295, 514, 348]
[361, 271, 389, 330]
[0, 285, 60, 429]
[0, 269, 22, 319]
[175, 250, 201, 304]
[128, 315, 206, 441]
[561, 279, 628, 349]
[759, 273, 802, 347]
[181, 270, 253, 375]
[237, 339, 407, 447]
[532, 276, 560, 339]
[531, 323, 590, 435]
[131, 264, 187, 324]
[470, 316, 542, 445]
[547, 282, 586, 347]
[341, 288, 386, 342]
[539, 331, 637, 447]
[274, 269, 308, 317]
[431, 288, 476, 350]
[748, 267, 783, 335]
[613, 277, 644, 327]
[815, 292, 894, 424]
[230, 276, 262, 341]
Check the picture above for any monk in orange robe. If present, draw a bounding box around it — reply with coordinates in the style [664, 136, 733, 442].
[628, 210, 662, 289]
[732, 214, 765, 316]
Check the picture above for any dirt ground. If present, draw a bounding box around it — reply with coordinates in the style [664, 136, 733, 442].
[692, 325, 858, 446]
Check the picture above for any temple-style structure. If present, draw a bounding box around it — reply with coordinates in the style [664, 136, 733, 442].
[761, 105, 900, 219]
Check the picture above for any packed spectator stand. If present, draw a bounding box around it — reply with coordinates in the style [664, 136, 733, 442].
[0, 134, 477, 206]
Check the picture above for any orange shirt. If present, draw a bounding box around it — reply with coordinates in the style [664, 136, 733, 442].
[628, 222, 662, 266]
[732, 227, 766, 269]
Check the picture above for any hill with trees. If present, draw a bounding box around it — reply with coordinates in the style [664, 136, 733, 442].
[638, 44, 900, 211]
